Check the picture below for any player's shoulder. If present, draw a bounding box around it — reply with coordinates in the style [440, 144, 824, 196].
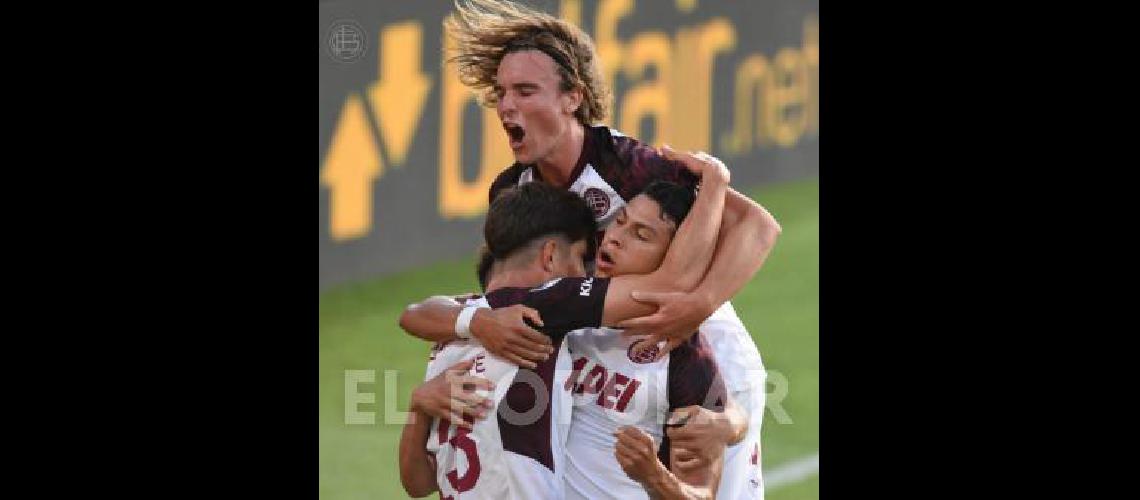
[488, 162, 530, 203]
[484, 277, 601, 308]
[590, 124, 697, 195]
[591, 125, 643, 169]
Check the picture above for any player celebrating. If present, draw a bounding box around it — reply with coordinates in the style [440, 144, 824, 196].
[400, 151, 734, 499]
[405, 1, 781, 497]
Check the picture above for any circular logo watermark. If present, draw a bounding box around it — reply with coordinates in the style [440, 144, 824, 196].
[326, 20, 367, 63]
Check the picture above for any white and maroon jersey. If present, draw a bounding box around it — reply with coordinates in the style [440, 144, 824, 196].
[561, 326, 727, 500]
[717, 385, 766, 500]
[424, 277, 611, 500]
[490, 125, 767, 394]
[702, 302, 767, 394]
[705, 304, 767, 500]
[490, 125, 699, 244]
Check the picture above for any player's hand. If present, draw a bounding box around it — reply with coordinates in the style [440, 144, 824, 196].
[614, 426, 665, 486]
[665, 406, 731, 474]
[471, 305, 554, 369]
[659, 145, 731, 184]
[410, 359, 495, 429]
[616, 290, 712, 361]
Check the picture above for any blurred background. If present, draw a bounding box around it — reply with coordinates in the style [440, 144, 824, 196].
[319, 0, 818, 498]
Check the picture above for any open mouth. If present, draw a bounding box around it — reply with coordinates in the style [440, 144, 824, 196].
[504, 123, 526, 149]
[597, 249, 615, 271]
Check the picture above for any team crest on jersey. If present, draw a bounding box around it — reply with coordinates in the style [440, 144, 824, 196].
[583, 187, 611, 218]
[627, 341, 659, 364]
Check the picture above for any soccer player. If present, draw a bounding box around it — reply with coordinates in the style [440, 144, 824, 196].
[400, 153, 733, 499]
[399, 183, 598, 499]
[406, 167, 772, 499]
[445, 0, 779, 355]
[407, 1, 781, 497]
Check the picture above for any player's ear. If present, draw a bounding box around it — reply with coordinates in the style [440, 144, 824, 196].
[540, 239, 558, 273]
[562, 86, 582, 115]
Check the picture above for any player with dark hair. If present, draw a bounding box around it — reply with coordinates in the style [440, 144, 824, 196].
[399, 153, 734, 499]
[402, 1, 781, 497]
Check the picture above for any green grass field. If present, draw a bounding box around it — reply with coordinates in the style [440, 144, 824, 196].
[319, 178, 819, 499]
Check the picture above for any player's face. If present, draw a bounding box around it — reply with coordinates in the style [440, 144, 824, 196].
[495, 50, 579, 165]
[551, 239, 590, 279]
[594, 195, 677, 278]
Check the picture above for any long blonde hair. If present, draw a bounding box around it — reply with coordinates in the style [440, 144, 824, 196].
[444, 0, 611, 125]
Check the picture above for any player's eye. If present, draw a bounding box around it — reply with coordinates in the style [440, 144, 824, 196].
[636, 229, 651, 241]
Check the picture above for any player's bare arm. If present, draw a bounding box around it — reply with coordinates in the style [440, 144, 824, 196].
[398, 295, 468, 341]
[399, 300, 554, 370]
[697, 185, 781, 313]
[399, 408, 439, 497]
[614, 426, 719, 500]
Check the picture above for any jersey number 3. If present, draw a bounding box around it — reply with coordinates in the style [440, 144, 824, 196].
[437, 419, 481, 494]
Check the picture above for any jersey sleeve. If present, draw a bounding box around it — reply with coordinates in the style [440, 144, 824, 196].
[485, 277, 611, 342]
[666, 333, 727, 412]
[658, 333, 728, 468]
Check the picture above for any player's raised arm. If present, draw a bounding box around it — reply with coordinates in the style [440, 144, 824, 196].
[698, 185, 781, 308]
[654, 147, 730, 290]
[598, 147, 730, 327]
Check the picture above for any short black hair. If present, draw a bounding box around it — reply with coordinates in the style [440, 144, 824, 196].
[476, 244, 495, 292]
[639, 180, 696, 227]
[483, 182, 598, 263]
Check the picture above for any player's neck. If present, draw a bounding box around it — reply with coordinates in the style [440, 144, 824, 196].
[534, 121, 586, 189]
[485, 267, 547, 294]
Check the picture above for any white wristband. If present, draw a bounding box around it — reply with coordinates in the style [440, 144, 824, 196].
[455, 304, 487, 339]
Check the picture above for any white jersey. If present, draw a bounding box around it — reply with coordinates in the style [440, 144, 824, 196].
[703, 302, 766, 394]
[561, 326, 726, 500]
[425, 332, 553, 499]
[424, 278, 611, 499]
[557, 304, 766, 499]
[717, 384, 766, 499]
